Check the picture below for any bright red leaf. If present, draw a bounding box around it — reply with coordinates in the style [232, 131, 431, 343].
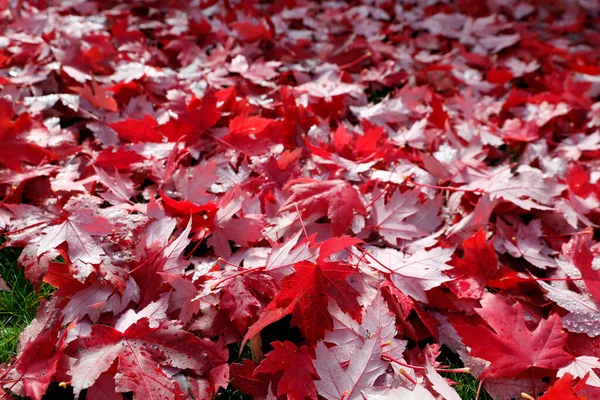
[247, 260, 362, 345]
[72, 81, 118, 112]
[280, 179, 366, 236]
[447, 229, 498, 299]
[109, 115, 162, 143]
[254, 341, 317, 400]
[538, 373, 586, 400]
[454, 294, 572, 379]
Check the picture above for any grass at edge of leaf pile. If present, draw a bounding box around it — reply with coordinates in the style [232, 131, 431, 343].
[444, 366, 496, 400]
[0, 244, 54, 364]
[439, 346, 495, 400]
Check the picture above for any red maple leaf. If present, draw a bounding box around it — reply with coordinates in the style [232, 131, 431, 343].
[109, 115, 163, 143]
[230, 360, 269, 399]
[231, 20, 272, 42]
[280, 179, 366, 236]
[254, 341, 317, 400]
[246, 260, 362, 345]
[159, 90, 221, 144]
[538, 373, 586, 400]
[94, 147, 146, 171]
[0, 99, 55, 171]
[36, 205, 113, 265]
[72, 81, 118, 112]
[207, 187, 266, 259]
[229, 114, 273, 137]
[453, 293, 572, 379]
[5, 320, 72, 400]
[447, 229, 498, 299]
[219, 278, 261, 338]
[132, 220, 191, 307]
[563, 232, 600, 304]
[67, 319, 227, 399]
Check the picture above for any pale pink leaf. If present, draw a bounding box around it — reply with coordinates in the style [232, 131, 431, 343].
[558, 356, 600, 387]
[368, 247, 454, 302]
[313, 337, 386, 400]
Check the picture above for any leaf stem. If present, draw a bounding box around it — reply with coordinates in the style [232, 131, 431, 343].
[476, 379, 484, 400]
[356, 245, 394, 273]
[293, 202, 310, 240]
[4, 220, 52, 236]
[206, 132, 249, 156]
[398, 368, 417, 385]
[363, 184, 390, 210]
[407, 181, 483, 194]
[382, 354, 470, 374]
[338, 52, 372, 70]
[210, 265, 265, 290]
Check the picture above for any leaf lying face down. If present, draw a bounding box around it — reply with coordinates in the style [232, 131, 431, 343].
[68, 318, 228, 399]
[367, 246, 454, 303]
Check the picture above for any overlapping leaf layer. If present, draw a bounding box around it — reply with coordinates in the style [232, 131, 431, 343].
[1, 1, 600, 399]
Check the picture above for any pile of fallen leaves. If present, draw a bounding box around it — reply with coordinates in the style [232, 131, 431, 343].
[1, 0, 600, 399]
